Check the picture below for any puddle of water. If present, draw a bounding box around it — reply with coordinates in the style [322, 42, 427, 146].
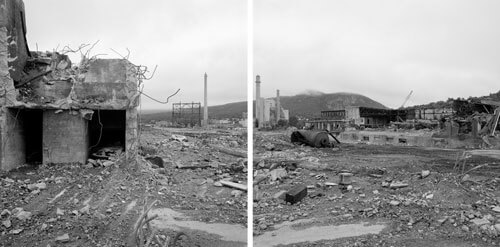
[254, 221, 386, 247]
[150, 208, 246, 243]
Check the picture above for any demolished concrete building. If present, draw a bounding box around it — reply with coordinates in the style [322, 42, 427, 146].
[0, 0, 139, 171]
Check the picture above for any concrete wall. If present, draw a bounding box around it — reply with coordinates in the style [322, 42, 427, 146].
[42, 111, 88, 164]
[0, 25, 20, 170]
[0, 0, 29, 83]
[32, 59, 140, 110]
[0, 108, 25, 170]
[339, 130, 479, 149]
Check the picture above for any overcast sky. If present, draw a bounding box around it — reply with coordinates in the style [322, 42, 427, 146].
[25, 0, 246, 111]
[255, 0, 500, 108]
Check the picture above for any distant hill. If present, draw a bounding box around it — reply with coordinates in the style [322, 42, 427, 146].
[277, 92, 387, 118]
[140, 92, 386, 122]
[139, 101, 247, 122]
[407, 90, 500, 109]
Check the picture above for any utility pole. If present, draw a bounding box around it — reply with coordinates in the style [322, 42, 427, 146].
[203, 73, 208, 127]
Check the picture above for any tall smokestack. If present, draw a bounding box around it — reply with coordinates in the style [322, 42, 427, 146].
[276, 89, 280, 123]
[255, 75, 262, 127]
[204, 72, 208, 127]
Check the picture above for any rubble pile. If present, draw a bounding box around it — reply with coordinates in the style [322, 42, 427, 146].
[253, 129, 500, 246]
[0, 126, 247, 246]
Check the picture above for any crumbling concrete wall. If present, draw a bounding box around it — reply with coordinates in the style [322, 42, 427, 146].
[0, 0, 139, 171]
[0, 24, 20, 170]
[42, 110, 89, 164]
[22, 58, 139, 110]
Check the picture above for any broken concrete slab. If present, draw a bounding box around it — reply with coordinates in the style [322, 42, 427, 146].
[389, 181, 409, 189]
[421, 170, 430, 178]
[27, 182, 46, 191]
[55, 233, 70, 242]
[15, 211, 31, 221]
[219, 180, 247, 191]
[471, 218, 490, 226]
[270, 168, 287, 181]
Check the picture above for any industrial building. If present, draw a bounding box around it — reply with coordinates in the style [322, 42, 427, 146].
[254, 75, 289, 128]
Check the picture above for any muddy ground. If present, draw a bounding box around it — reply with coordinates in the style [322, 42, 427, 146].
[0, 126, 247, 247]
[253, 130, 500, 247]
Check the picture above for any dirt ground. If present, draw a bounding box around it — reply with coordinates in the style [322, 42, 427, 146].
[253, 130, 500, 247]
[0, 126, 247, 247]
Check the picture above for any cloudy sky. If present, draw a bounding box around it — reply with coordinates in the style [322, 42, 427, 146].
[25, 0, 247, 110]
[255, 0, 500, 108]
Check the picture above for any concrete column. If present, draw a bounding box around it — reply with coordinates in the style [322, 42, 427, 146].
[126, 108, 138, 162]
[0, 108, 25, 171]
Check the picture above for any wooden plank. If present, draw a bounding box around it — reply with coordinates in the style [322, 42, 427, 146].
[219, 180, 247, 191]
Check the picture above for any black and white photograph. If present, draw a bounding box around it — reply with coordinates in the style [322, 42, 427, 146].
[2, 0, 500, 246]
[253, 0, 500, 246]
[1, 0, 247, 246]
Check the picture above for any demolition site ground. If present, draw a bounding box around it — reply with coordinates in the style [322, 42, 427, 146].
[253, 130, 500, 247]
[0, 126, 247, 247]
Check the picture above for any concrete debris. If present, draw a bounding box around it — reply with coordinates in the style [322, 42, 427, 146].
[91, 147, 123, 160]
[27, 182, 47, 191]
[10, 229, 23, 235]
[1, 209, 11, 216]
[15, 210, 32, 221]
[175, 162, 211, 169]
[171, 134, 188, 142]
[219, 180, 247, 191]
[2, 219, 11, 228]
[231, 190, 244, 198]
[55, 233, 70, 242]
[273, 190, 287, 199]
[285, 184, 307, 204]
[324, 182, 338, 186]
[145, 156, 164, 168]
[56, 208, 64, 216]
[80, 205, 90, 215]
[471, 218, 490, 226]
[270, 168, 287, 181]
[420, 170, 430, 178]
[339, 172, 353, 185]
[389, 181, 409, 189]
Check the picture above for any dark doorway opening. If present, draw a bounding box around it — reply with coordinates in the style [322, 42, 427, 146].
[88, 110, 126, 156]
[23, 109, 43, 163]
[7, 108, 44, 164]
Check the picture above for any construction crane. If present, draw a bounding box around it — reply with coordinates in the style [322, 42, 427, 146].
[399, 90, 413, 109]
